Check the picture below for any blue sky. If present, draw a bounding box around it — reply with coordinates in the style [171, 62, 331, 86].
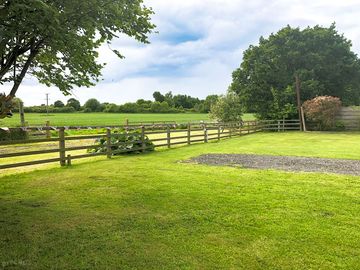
[4, 0, 360, 105]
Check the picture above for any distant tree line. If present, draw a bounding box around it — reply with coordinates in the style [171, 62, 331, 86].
[22, 92, 219, 114]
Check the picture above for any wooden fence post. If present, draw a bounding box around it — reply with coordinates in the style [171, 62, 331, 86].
[45, 121, 51, 139]
[141, 126, 146, 153]
[187, 123, 191, 145]
[204, 126, 208, 143]
[248, 122, 250, 134]
[67, 155, 72, 166]
[59, 127, 66, 167]
[167, 125, 171, 148]
[282, 119, 285, 132]
[218, 125, 221, 141]
[229, 124, 232, 138]
[277, 120, 280, 132]
[106, 128, 112, 159]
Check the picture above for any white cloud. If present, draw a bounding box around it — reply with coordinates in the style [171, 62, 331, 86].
[1, 0, 360, 105]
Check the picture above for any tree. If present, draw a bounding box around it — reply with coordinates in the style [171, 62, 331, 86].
[230, 24, 360, 119]
[173, 94, 200, 109]
[84, 98, 101, 112]
[54, 100, 64, 108]
[164, 92, 174, 107]
[103, 103, 119, 113]
[0, 0, 155, 118]
[66, 98, 81, 111]
[210, 91, 243, 122]
[203, 95, 219, 113]
[153, 91, 165, 103]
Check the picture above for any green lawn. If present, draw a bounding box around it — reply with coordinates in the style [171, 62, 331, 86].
[1, 132, 360, 269]
[0, 113, 255, 127]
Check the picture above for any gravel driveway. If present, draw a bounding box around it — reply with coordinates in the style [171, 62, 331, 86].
[188, 154, 360, 176]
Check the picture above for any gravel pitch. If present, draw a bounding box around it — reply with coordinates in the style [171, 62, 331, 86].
[188, 154, 360, 176]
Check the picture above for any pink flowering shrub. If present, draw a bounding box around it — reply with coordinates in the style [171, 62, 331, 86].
[303, 96, 342, 130]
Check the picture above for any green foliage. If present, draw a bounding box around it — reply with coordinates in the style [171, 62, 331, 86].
[202, 95, 219, 113]
[153, 91, 165, 102]
[0, 128, 28, 141]
[103, 103, 119, 113]
[0, 0, 155, 96]
[66, 98, 81, 111]
[210, 92, 243, 122]
[335, 120, 346, 131]
[53, 100, 64, 108]
[24, 105, 75, 113]
[83, 98, 101, 112]
[303, 96, 342, 130]
[89, 131, 154, 155]
[230, 24, 360, 119]
[10, 97, 22, 111]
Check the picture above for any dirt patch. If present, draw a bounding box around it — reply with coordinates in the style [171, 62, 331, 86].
[187, 154, 360, 176]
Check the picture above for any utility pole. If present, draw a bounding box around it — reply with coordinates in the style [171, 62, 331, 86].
[19, 101, 25, 127]
[45, 93, 49, 117]
[295, 75, 304, 131]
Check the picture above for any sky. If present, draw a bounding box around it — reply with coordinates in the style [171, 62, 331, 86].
[2, 0, 360, 106]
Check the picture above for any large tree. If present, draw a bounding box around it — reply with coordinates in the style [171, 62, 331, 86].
[0, 0, 155, 118]
[230, 24, 360, 119]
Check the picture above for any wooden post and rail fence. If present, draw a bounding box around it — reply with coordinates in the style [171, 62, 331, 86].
[0, 119, 300, 170]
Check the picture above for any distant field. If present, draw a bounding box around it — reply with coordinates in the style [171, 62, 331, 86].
[0, 113, 255, 127]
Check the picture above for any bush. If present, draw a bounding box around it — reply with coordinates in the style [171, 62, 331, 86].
[335, 120, 346, 131]
[210, 92, 243, 123]
[89, 131, 154, 155]
[303, 96, 342, 130]
[0, 128, 28, 141]
[24, 106, 75, 113]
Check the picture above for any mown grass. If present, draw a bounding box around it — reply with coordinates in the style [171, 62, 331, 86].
[0, 113, 255, 127]
[1, 132, 360, 269]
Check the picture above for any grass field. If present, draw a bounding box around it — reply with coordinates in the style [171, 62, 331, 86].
[1, 132, 360, 269]
[0, 113, 255, 127]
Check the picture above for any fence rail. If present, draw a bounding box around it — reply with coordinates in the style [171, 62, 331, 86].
[0, 120, 300, 170]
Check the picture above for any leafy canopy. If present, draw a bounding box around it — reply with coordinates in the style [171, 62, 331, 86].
[230, 24, 360, 119]
[0, 0, 155, 98]
[210, 92, 243, 123]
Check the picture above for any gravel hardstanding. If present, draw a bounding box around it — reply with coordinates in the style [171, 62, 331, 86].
[188, 154, 360, 176]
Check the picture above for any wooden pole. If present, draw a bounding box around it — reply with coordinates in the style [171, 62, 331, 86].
[167, 125, 171, 148]
[106, 128, 112, 159]
[45, 121, 51, 139]
[187, 123, 191, 145]
[141, 126, 146, 153]
[204, 126, 208, 143]
[19, 101, 25, 127]
[67, 155, 72, 166]
[300, 106, 307, 132]
[295, 74, 304, 131]
[59, 127, 66, 166]
[218, 125, 221, 141]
